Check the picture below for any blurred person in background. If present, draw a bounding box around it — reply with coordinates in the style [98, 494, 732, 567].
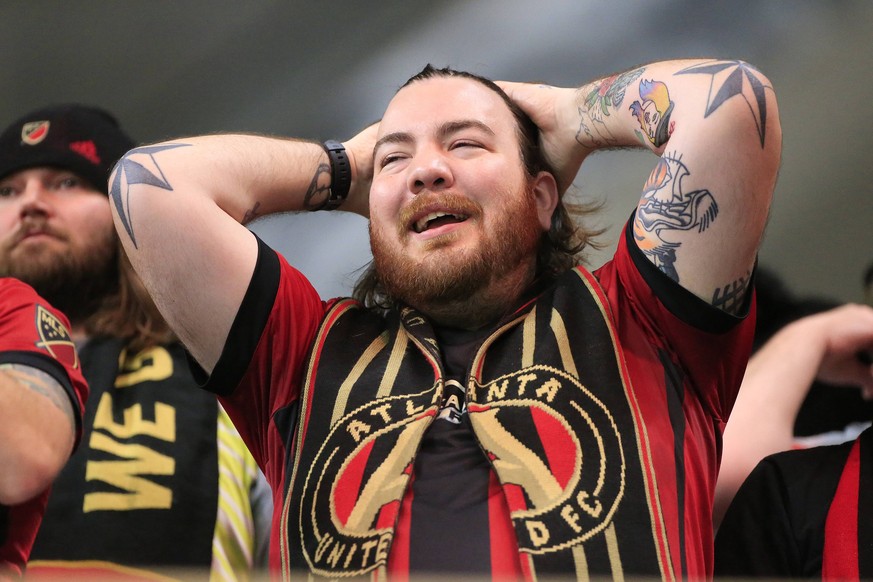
[714, 298, 873, 578]
[0, 105, 270, 580]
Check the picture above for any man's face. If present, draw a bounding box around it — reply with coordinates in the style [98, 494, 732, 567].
[0, 167, 116, 320]
[368, 76, 555, 319]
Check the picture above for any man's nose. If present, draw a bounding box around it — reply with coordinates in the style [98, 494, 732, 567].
[407, 149, 454, 194]
[18, 181, 52, 217]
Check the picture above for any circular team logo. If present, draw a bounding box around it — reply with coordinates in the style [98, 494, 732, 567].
[297, 387, 440, 576]
[468, 365, 625, 553]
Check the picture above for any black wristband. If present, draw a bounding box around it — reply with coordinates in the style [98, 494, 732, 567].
[318, 140, 351, 211]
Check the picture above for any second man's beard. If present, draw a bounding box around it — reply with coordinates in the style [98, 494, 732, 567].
[0, 232, 119, 326]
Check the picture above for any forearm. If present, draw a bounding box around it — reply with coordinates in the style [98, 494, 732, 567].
[715, 319, 827, 526]
[574, 59, 767, 153]
[0, 367, 74, 505]
[115, 135, 335, 227]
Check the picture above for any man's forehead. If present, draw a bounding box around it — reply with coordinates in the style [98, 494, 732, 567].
[380, 76, 513, 134]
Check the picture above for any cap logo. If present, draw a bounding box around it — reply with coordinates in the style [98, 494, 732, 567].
[21, 120, 50, 145]
[70, 140, 101, 165]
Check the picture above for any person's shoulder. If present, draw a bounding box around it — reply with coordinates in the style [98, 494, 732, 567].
[766, 439, 856, 472]
[0, 277, 38, 301]
[755, 439, 856, 503]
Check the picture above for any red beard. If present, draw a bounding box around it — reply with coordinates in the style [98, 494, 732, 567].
[370, 183, 542, 324]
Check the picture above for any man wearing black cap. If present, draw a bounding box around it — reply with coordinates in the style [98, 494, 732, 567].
[0, 105, 270, 579]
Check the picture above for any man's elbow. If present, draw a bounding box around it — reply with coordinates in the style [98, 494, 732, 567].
[0, 444, 69, 505]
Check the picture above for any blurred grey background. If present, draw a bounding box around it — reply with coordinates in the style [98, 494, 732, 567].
[3, 1, 871, 303]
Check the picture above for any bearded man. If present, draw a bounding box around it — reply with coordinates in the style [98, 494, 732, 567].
[0, 105, 270, 579]
[110, 60, 781, 580]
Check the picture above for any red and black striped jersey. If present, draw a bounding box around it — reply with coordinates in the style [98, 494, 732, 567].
[201, 219, 755, 580]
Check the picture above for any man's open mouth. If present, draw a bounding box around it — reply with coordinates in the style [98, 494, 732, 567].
[412, 211, 469, 233]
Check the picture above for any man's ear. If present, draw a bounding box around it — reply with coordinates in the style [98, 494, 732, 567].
[531, 171, 559, 232]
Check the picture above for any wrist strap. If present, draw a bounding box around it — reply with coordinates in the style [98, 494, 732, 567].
[317, 140, 351, 211]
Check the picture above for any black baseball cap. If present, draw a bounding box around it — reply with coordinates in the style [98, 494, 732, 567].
[0, 104, 135, 194]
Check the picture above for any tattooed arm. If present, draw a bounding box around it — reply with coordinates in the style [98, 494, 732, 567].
[108, 126, 378, 373]
[501, 59, 781, 312]
[0, 363, 75, 505]
[715, 304, 873, 527]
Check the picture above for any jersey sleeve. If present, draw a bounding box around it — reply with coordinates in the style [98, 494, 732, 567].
[187, 235, 328, 472]
[0, 278, 88, 447]
[595, 215, 756, 420]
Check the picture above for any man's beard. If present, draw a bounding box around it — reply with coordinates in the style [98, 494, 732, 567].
[370, 185, 542, 328]
[0, 227, 118, 325]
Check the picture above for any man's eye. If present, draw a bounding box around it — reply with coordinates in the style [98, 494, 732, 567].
[0, 187, 16, 198]
[380, 154, 403, 168]
[56, 176, 80, 189]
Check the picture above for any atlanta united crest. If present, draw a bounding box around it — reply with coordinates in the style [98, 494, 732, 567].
[297, 387, 441, 576]
[468, 365, 625, 553]
[35, 304, 79, 369]
[21, 120, 50, 145]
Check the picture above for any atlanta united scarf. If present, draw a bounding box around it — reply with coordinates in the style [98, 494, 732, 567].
[281, 267, 672, 580]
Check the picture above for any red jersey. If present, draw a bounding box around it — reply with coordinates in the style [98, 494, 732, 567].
[198, 220, 754, 580]
[0, 278, 87, 577]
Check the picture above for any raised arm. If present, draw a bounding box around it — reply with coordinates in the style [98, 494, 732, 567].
[0, 363, 75, 505]
[501, 59, 781, 311]
[108, 127, 377, 373]
[715, 303, 873, 526]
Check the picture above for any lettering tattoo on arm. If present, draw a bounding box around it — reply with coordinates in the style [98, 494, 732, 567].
[0, 363, 75, 428]
[632, 152, 719, 282]
[675, 60, 772, 148]
[110, 144, 192, 249]
[575, 67, 645, 148]
[302, 162, 332, 211]
[711, 271, 752, 315]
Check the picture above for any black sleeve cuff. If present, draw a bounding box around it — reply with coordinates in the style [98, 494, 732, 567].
[187, 234, 281, 396]
[625, 214, 754, 334]
[0, 350, 83, 436]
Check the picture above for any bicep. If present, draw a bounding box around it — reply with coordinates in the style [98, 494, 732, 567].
[631, 61, 781, 312]
[110, 148, 258, 374]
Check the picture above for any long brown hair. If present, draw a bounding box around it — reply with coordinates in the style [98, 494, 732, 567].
[353, 64, 604, 310]
[84, 243, 175, 353]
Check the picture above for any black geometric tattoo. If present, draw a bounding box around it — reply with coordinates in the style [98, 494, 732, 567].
[303, 162, 331, 210]
[711, 272, 752, 315]
[675, 60, 771, 148]
[110, 143, 191, 248]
